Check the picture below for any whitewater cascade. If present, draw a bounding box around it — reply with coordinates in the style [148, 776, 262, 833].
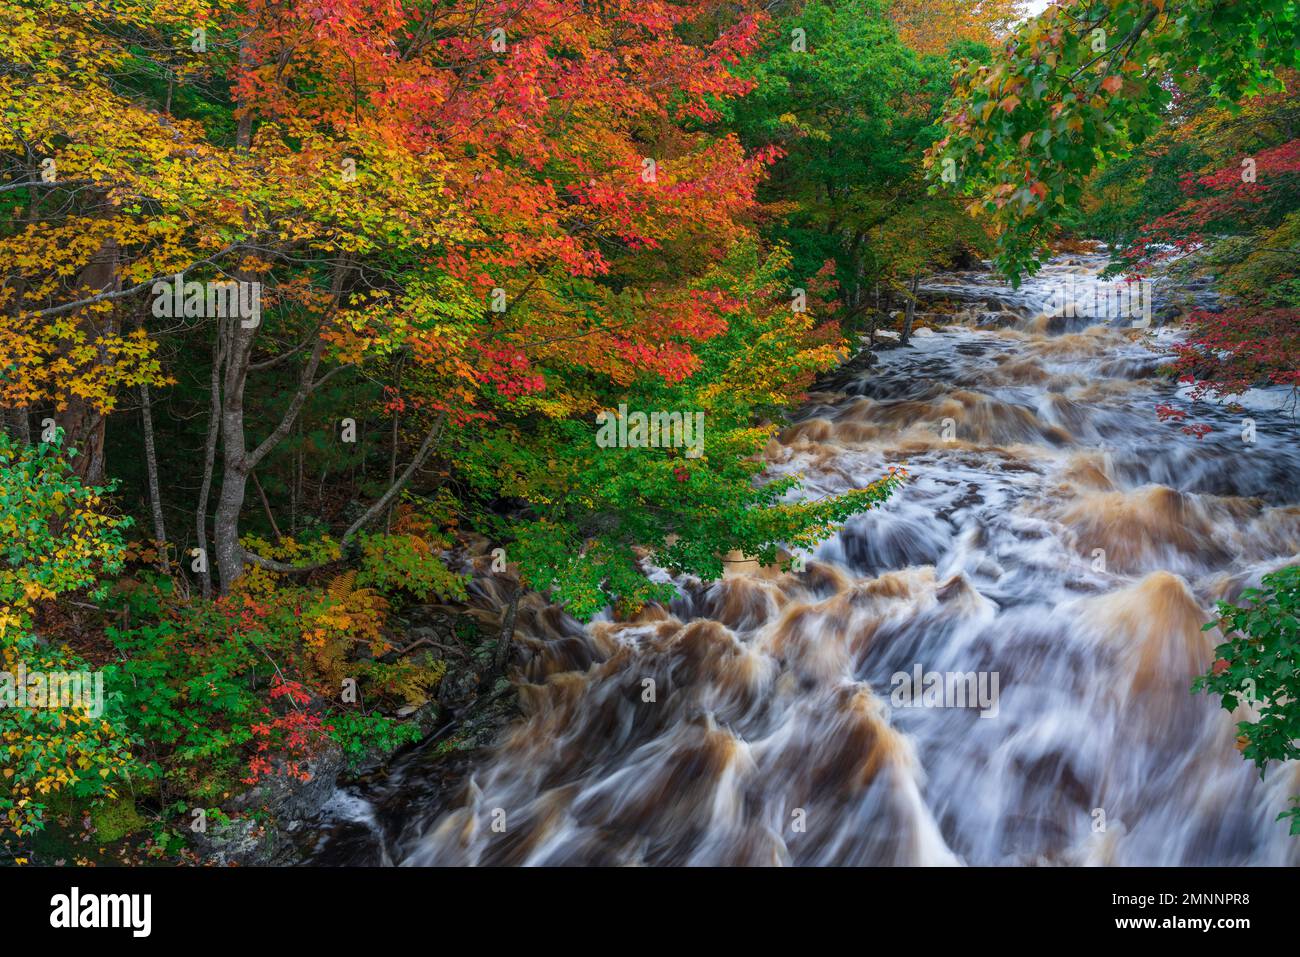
[310, 253, 1300, 866]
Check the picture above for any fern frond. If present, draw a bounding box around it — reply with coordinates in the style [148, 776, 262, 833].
[328, 570, 357, 600]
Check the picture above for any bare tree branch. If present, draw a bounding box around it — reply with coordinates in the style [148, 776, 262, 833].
[18, 246, 238, 319]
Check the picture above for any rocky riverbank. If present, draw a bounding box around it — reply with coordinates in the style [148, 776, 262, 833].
[190, 557, 532, 866]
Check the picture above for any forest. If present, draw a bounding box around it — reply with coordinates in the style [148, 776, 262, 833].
[1, 0, 1298, 874]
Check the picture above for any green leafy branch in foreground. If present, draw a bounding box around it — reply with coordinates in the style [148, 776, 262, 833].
[928, 0, 1300, 280]
[1193, 565, 1300, 834]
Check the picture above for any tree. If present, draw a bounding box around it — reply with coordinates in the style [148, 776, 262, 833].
[929, 0, 1300, 278]
[458, 241, 904, 620]
[0, 0, 239, 480]
[887, 0, 1025, 56]
[1137, 132, 1300, 410]
[725, 0, 991, 332]
[202, 0, 778, 590]
[2, 0, 778, 591]
[1089, 74, 1300, 411]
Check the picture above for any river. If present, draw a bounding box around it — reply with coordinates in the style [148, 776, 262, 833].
[308, 252, 1300, 866]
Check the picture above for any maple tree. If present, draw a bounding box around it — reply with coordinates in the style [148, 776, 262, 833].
[1093, 74, 1300, 410]
[195, 0, 796, 594]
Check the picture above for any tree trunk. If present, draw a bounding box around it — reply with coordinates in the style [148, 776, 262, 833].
[139, 379, 171, 573]
[385, 353, 405, 532]
[292, 418, 301, 536]
[213, 260, 349, 592]
[212, 37, 259, 594]
[195, 325, 225, 598]
[4, 408, 30, 443]
[4, 167, 38, 447]
[212, 317, 257, 592]
[61, 238, 122, 485]
[901, 274, 919, 345]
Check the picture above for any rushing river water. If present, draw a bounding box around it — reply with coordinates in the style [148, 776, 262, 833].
[310, 253, 1300, 866]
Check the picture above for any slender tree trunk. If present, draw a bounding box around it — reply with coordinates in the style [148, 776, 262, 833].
[195, 325, 225, 598]
[4, 408, 30, 443]
[62, 238, 122, 484]
[213, 259, 349, 592]
[139, 379, 171, 573]
[386, 354, 404, 532]
[292, 418, 301, 536]
[901, 274, 919, 345]
[212, 317, 257, 592]
[5, 163, 39, 447]
[211, 36, 260, 594]
[386, 407, 399, 533]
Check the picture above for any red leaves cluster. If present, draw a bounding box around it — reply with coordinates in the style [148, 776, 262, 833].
[1128, 139, 1300, 267]
[1155, 402, 1212, 439]
[233, 0, 776, 404]
[243, 676, 332, 786]
[228, 0, 780, 403]
[474, 344, 546, 399]
[1125, 134, 1298, 423]
[1167, 307, 1300, 401]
